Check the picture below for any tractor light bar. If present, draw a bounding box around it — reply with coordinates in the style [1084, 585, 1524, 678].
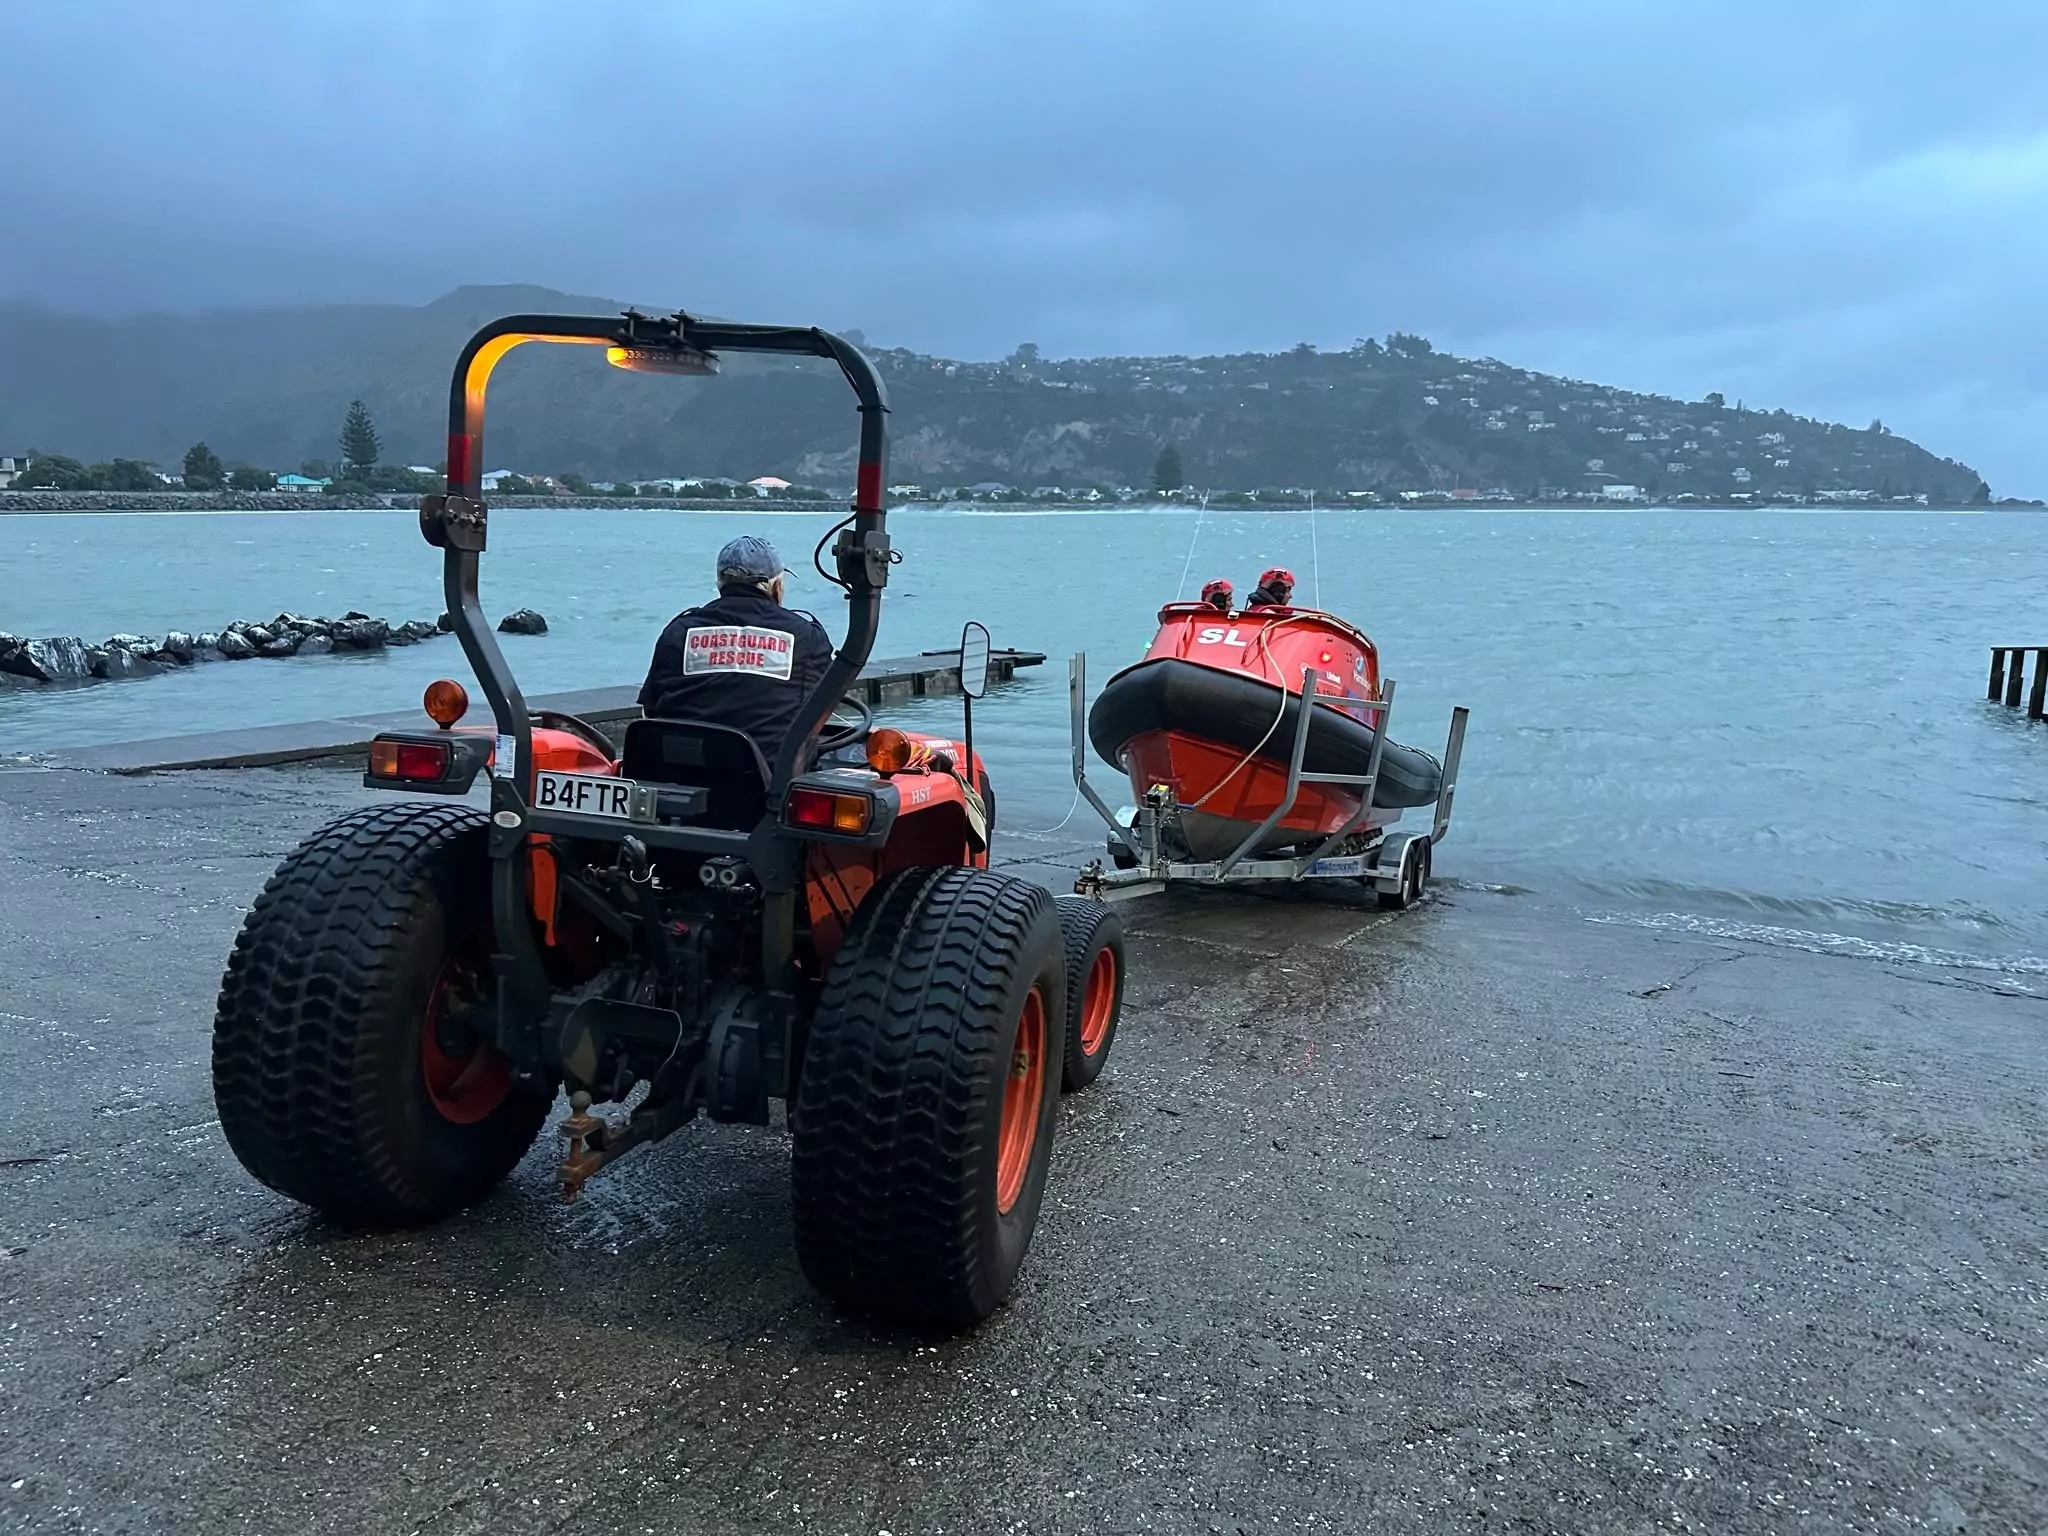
[785, 786, 873, 836]
[368, 738, 452, 784]
[605, 344, 720, 377]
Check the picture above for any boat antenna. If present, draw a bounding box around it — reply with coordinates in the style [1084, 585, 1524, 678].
[1172, 489, 1211, 601]
[1308, 489, 1322, 608]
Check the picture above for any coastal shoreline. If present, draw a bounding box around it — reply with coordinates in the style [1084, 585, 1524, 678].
[0, 489, 2022, 515]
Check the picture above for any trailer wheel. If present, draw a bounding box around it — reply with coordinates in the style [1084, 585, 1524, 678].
[1375, 837, 1424, 911]
[1054, 895, 1125, 1091]
[792, 866, 1066, 1328]
[211, 802, 553, 1226]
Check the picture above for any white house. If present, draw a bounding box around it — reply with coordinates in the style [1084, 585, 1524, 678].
[0, 455, 30, 489]
[747, 475, 792, 492]
[1600, 484, 1647, 502]
[275, 474, 331, 493]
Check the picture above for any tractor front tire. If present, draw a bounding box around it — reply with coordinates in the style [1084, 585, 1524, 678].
[1054, 895, 1125, 1091]
[792, 866, 1066, 1328]
[211, 801, 553, 1226]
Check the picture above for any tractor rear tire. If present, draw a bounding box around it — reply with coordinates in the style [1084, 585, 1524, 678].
[1054, 895, 1125, 1092]
[211, 801, 552, 1226]
[791, 866, 1066, 1328]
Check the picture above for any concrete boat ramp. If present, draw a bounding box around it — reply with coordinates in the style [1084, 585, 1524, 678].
[1, 758, 2044, 1532]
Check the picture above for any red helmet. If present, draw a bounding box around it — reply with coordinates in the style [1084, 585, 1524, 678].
[1200, 578, 1234, 606]
[1258, 567, 1295, 591]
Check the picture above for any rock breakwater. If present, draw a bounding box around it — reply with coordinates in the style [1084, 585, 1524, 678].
[0, 610, 453, 688]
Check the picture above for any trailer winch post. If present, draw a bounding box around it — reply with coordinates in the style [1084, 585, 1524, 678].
[1071, 652, 1142, 859]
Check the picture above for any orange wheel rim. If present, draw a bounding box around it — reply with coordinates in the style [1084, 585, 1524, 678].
[995, 987, 1047, 1215]
[1078, 947, 1117, 1055]
[421, 934, 511, 1125]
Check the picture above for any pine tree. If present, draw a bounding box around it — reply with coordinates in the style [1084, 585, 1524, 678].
[340, 400, 381, 474]
[1151, 443, 1183, 493]
[181, 441, 224, 490]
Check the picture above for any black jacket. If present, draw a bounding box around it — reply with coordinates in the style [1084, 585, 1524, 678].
[638, 587, 835, 766]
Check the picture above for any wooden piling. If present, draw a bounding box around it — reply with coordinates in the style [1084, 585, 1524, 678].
[2031, 648, 2048, 721]
[1989, 647, 2008, 701]
[2007, 649, 2029, 709]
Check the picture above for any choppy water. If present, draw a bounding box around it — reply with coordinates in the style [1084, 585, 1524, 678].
[2, 505, 2044, 960]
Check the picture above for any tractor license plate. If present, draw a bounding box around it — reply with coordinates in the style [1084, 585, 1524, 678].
[533, 770, 638, 820]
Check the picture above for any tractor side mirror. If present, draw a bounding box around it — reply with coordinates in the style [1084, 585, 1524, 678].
[959, 622, 992, 700]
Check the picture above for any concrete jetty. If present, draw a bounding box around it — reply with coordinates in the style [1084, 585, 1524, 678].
[42, 644, 1045, 773]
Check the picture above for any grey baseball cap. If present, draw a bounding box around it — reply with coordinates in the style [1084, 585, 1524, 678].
[716, 535, 786, 585]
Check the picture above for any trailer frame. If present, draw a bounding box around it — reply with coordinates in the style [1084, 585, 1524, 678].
[1067, 650, 1469, 906]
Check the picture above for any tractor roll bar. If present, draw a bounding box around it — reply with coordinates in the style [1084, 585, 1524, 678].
[431, 310, 892, 799]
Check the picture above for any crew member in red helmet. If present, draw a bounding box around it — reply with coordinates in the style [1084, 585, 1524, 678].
[1246, 568, 1295, 608]
[1199, 578, 1235, 613]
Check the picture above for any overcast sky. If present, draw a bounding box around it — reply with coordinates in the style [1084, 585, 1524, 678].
[7, 0, 2048, 490]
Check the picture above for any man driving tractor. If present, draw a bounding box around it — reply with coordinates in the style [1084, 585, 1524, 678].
[639, 535, 834, 763]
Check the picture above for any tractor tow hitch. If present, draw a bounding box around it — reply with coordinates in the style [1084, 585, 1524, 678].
[558, 1091, 607, 1201]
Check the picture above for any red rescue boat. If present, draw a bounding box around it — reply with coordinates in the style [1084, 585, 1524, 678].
[1087, 602, 1443, 862]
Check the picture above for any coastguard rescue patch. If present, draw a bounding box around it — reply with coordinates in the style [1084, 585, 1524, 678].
[683, 625, 795, 679]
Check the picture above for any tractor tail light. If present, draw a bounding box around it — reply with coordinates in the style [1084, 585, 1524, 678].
[786, 787, 872, 835]
[368, 739, 452, 783]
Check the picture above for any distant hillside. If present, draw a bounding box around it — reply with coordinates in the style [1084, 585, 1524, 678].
[0, 285, 1990, 501]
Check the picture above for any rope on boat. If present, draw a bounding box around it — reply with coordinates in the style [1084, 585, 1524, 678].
[1185, 614, 1316, 811]
[1308, 492, 1322, 608]
[1006, 783, 1083, 837]
[1172, 491, 1211, 601]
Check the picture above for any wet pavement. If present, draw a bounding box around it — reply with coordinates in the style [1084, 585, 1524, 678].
[1, 765, 2044, 1534]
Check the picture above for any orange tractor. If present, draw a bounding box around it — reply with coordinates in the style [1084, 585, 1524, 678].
[210, 310, 1127, 1328]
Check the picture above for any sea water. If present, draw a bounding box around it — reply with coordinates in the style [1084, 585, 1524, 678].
[2, 504, 2043, 961]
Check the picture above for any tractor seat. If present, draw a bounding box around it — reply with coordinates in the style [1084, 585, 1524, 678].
[620, 717, 771, 831]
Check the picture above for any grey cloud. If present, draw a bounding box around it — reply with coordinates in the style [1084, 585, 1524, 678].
[4, 0, 2047, 487]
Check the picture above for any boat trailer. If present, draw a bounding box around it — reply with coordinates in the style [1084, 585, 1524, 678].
[1068, 651, 1470, 907]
